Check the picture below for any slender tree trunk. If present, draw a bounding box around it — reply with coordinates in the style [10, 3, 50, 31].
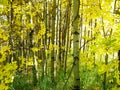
[64, 0, 71, 76]
[51, 0, 56, 87]
[101, 16, 108, 90]
[79, 0, 83, 51]
[118, 50, 120, 87]
[83, 26, 86, 53]
[58, 0, 62, 72]
[9, 0, 14, 63]
[28, 2, 38, 87]
[73, 0, 80, 89]
[43, 0, 48, 76]
[103, 54, 108, 90]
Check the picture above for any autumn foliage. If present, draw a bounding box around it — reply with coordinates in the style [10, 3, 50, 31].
[0, 0, 120, 90]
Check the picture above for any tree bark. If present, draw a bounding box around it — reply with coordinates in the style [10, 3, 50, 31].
[51, 0, 56, 87]
[73, 0, 80, 89]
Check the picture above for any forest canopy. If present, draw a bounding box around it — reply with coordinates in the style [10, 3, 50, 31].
[0, 0, 120, 90]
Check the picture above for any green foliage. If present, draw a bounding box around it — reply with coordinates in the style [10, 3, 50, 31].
[0, 0, 120, 90]
[80, 66, 102, 89]
[12, 74, 32, 90]
[0, 47, 17, 89]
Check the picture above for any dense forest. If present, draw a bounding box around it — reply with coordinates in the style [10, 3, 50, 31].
[0, 0, 120, 90]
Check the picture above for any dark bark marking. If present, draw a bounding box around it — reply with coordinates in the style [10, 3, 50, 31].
[73, 31, 79, 35]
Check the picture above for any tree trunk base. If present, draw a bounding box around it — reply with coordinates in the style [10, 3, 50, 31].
[73, 85, 80, 90]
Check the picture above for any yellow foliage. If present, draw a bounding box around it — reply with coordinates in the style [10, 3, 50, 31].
[49, 44, 54, 51]
[114, 71, 120, 85]
[53, 45, 59, 50]
[31, 47, 39, 52]
[47, 33, 52, 38]
[97, 62, 108, 74]
[62, 0, 68, 9]
[34, 22, 46, 43]
[0, 61, 17, 90]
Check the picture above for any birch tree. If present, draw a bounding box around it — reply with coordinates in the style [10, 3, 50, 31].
[73, 0, 80, 89]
